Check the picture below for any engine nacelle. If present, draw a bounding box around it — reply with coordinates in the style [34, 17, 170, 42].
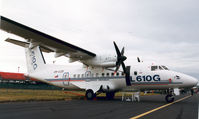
[81, 55, 117, 68]
[96, 62, 116, 67]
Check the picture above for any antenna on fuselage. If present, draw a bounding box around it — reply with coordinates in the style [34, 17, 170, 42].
[137, 57, 143, 63]
[137, 57, 141, 62]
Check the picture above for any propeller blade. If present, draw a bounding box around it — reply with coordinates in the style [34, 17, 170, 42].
[121, 62, 126, 73]
[115, 65, 120, 73]
[113, 41, 127, 73]
[113, 41, 121, 57]
[121, 47, 124, 56]
[125, 66, 131, 86]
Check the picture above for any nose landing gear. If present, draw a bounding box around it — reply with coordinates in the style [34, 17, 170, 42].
[165, 89, 175, 103]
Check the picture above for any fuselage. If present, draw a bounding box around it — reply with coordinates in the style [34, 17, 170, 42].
[28, 63, 198, 92]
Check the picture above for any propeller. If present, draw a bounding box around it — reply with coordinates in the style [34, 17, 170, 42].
[125, 66, 131, 86]
[113, 41, 131, 86]
[113, 41, 127, 73]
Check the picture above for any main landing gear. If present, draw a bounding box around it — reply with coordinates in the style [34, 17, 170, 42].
[165, 89, 175, 103]
[85, 89, 96, 100]
[85, 89, 115, 100]
[106, 92, 115, 100]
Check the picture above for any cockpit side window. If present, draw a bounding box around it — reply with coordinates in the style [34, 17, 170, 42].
[162, 65, 169, 70]
[159, 66, 163, 70]
[151, 66, 158, 71]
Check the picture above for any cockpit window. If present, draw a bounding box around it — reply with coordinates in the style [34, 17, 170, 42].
[175, 75, 180, 79]
[162, 65, 169, 70]
[151, 65, 169, 71]
[159, 66, 163, 70]
[151, 66, 158, 71]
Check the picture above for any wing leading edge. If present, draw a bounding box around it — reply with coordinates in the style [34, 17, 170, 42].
[0, 16, 96, 60]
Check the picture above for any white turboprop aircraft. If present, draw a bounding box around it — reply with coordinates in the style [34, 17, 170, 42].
[0, 16, 198, 102]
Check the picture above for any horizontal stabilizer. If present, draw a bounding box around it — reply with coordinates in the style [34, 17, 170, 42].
[5, 38, 29, 48]
[5, 38, 53, 53]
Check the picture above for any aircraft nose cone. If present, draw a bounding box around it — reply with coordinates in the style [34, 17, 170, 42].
[192, 77, 198, 86]
[179, 72, 198, 88]
[187, 76, 198, 87]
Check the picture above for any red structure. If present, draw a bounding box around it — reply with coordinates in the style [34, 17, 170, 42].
[0, 72, 38, 81]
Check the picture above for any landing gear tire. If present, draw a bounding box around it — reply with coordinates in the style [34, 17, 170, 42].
[165, 94, 174, 103]
[106, 92, 115, 100]
[86, 89, 95, 100]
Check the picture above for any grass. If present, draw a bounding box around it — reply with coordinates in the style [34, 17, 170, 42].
[0, 89, 85, 102]
[0, 89, 159, 102]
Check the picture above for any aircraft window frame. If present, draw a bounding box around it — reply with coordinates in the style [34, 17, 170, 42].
[106, 73, 110, 77]
[116, 73, 119, 76]
[151, 66, 158, 71]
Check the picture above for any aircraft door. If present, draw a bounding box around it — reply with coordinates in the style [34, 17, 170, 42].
[85, 71, 91, 78]
[63, 72, 70, 85]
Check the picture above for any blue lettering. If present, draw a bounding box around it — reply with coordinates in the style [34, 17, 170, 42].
[31, 50, 37, 70]
[146, 75, 152, 81]
[136, 76, 142, 82]
[136, 75, 161, 82]
[153, 75, 160, 81]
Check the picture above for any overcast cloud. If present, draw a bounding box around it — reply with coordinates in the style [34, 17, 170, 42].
[0, 0, 199, 79]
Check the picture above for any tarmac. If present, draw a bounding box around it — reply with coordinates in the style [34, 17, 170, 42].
[0, 94, 198, 119]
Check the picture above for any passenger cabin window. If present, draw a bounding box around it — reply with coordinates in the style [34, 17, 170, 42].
[116, 73, 119, 76]
[102, 73, 105, 77]
[81, 74, 84, 78]
[111, 73, 114, 76]
[77, 74, 80, 78]
[73, 74, 76, 78]
[151, 66, 158, 71]
[106, 73, 110, 77]
[122, 72, 125, 76]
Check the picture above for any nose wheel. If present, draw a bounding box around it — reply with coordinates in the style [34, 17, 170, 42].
[165, 89, 175, 103]
[165, 94, 174, 103]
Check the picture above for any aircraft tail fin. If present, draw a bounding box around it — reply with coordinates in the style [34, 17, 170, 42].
[25, 46, 46, 73]
[5, 38, 46, 74]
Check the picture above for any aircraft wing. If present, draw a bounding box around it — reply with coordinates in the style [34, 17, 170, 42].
[0, 16, 96, 60]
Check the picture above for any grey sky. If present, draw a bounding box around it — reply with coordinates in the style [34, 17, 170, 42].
[0, 0, 199, 79]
